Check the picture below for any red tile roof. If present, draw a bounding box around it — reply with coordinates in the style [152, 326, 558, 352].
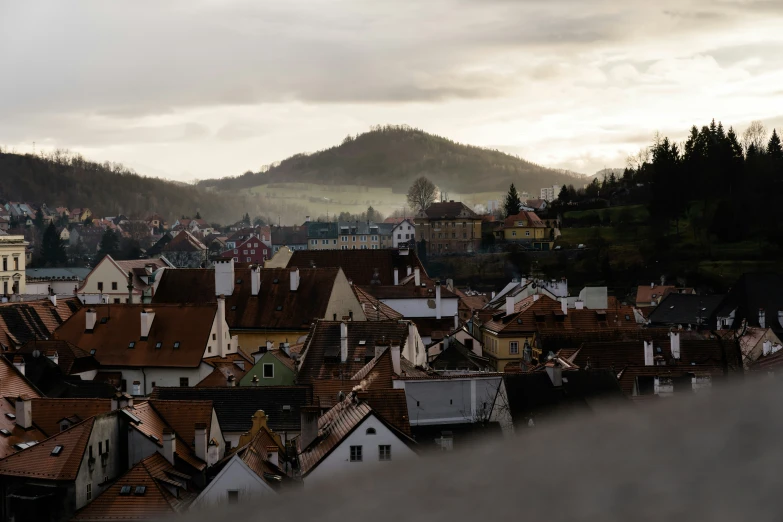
[419, 201, 478, 220]
[635, 285, 675, 305]
[286, 249, 427, 286]
[31, 398, 111, 437]
[162, 230, 206, 253]
[0, 356, 41, 398]
[0, 417, 94, 480]
[17, 339, 99, 376]
[54, 304, 217, 369]
[503, 211, 546, 228]
[71, 452, 197, 520]
[352, 286, 403, 320]
[148, 400, 214, 451]
[0, 399, 47, 459]
[0, 297, 82, 349]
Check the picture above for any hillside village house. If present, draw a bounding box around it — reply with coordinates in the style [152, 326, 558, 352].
[270, 225, 308, 253]
[335, 221, 394, 250]
[307, 221, 338, 250]
[53, 301, 239, 395]
[78, 256, 173, 304]
[0, 233, 28, 296]
[158, 230, 208, 268]
[152, 259, 367, 347]
[503, 211, 554, 250]
[391, 219, 416, 247]
[69, 208, 93, 223]
[415, 201, 482, 255]
[221, 236, 270, 264]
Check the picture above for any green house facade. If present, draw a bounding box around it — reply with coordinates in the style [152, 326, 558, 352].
[240, 351, 297, 386]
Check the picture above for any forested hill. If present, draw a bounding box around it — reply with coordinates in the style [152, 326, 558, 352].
[0, 150, 237, 223]
[198, 125, 585, 194]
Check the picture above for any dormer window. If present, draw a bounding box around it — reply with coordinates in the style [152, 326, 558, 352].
[173, 342, 180, 349]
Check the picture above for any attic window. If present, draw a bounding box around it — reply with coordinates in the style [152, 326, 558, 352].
[128, 342, 135, 349]
[155, 342, 162, 349]
[359, 340, 366, 346]
[173, 342, 180, 349]
[5, 413, 15, 420]
[231, 305, 237, 311]
[276, 306, 282, 311]
[517, 319, 522, 324]
[119, 486, 132, 496]
[134, 486, 147, 496]
[100, 317, 108, 324]
[625, 315, 630, 321]
[90, 349, 96, 355]
[0, 429, 10, 436]
[51, 445, 63, 456]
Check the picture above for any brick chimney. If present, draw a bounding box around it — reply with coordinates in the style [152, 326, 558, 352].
[300, 406, 320, 450]
[111, 392, 133, 411]
[643, 341, 654, 366]
[340, 322, 348, 363]
[393, 268, 399, 286]
[506, 296, 514, 316]
[162, 428, 176, 465]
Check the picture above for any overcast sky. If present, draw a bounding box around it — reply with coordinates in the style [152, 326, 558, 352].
[2, 0, 782, 182]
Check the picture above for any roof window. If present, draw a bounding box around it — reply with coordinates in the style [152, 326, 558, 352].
[275, 306, 282, 311]
[173, 342, 180, 349]
[0, 429, 11, 436]
[128, 342, 135, 349]
[51, 445, 63, 456]
[100, 317, 108, 324]
[134, 486, 147, 496]
[90, 349, 97, 355]
[5, 413, 15, 420]
[155, 342, 162, 349]
[119, 486, 132, 496]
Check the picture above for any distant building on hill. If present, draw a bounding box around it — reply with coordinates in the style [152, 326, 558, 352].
[415, 201, 481, 255]
[540, 185, 560, 203]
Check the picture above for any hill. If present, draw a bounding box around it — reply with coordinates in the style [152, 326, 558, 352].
[198, 125, 585, 195]
[0, 150, 239, 223]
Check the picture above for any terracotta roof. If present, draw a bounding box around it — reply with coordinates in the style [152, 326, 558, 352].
[71, 452, 197, 520]
[236, 429, 288, 488]
[350, 347, 395, 386]
[572, 339, 734, 371]
[148, 400, 214, 450]
[362, 281, 458, 300]
[311, 380, 359, 408]
[298, 321, 410, 384]
[151, 267, 340, 331]
[53, 304, 217, 368]
[615, 364, 726, 396]
[268, 349, 296, 372]
[285, 249, 427, 286]
[419, 201, 478, 220]
[197, 353, 253, 387]
[271, 225, 308, 246]
[635, 284, 675, 305]
[353, 286, 403, 320]
[408, 317, 459, 338]
[0, 297, 82, 349]
[162, 230, 207, 253]
[124, 401, 206, 471]
[503, 211, 546, 228]
[359, 389, 411, 436]
[524, 198, 547, 209]
[0, 417, 94, 480]
[32, 398, 111, 437]
[0, 398, 47, 459]
[399, 357, 430, 378]
[149, 387, 310, 433]
[0, 356, 41, 398]
[17, 339, 98, 376]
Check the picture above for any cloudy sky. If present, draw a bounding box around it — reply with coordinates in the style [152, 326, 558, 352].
[1, 0, 782, 182]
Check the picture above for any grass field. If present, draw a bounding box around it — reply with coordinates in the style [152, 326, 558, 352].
[563, 204, 649, 223]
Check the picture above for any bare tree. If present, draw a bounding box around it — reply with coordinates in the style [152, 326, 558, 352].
[742, 120, 767, 153]
[406, 177, 438, 212]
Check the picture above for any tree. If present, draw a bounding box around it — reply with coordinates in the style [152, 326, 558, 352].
[83, 215, 93, 226]
[253, 216, 265, 227]
[503, 183, 522, 217]
[33, 208, 45, 231]
[366, 206, 378, 222]
[406, 177, 438, 212]
[39, 223, 67, 266]
[767, 129, 782, 160]
[195, 211, 202, 219]
[742, 120, 767, 154]
[96, 229, 120, 262]
[557, 185, 570, 203]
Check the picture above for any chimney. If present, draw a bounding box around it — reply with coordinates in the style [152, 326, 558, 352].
[49, 294, 57, 307]
[560, 297, 568, 315]
[407, 266, 412, 277]
[778, 311, 783, 328]
[340, 322, 348, 362]
[414, 267, 421, 286]
[651, 282, 655, 288]
[435, 280, 442, 320]
[162, 428, 176, 465]
[47, 351, 59, 366]
[111, 392, 133, 410]
[759, 308, 766, 329]
[217, 295, 227, 357]
[15, 395, 32, 429]
[251, 265, 261, 296]
[506, 296, 514, 316]
[670, 332, 681, 359]
[305, 215, 311, 223]
[227, 374, 236, 387]
[575, 300, 584, 310]
[300, 406, 320, 450]
[85, 309, 97, 331]
[375, 339, 389, 359]
[12, 356, 24, 376]
[390, 342, 401, 376]
[214, 259, 235, 297]
[194, 422, 208, 464]
[393, 268, 399, 286]
[454, 314, 459, 331]
[290, 268, 300, 292]
[643, 341, 654, 366]
[763, 340, 772, 356]
[140, 309, 155, 339]
[546, 363, 563, 387]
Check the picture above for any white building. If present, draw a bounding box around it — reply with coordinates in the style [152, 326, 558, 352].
[540, 185, 560, 202]
[0, 232, 28, 296]
[77, 255, 173, 304]
[391, 219, 416, 248]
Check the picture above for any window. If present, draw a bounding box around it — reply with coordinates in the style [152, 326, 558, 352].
[113, 298, 120, 304]
[512, 231, 517, 237]
[227, 490, 239, 504]
[212, 333, 216, 340]
[86, 483, 92, 500]
[263, 363, 274, 378]
[99, 442, 103, 454]
[97, 282, 103, 291]
[234, 249, 238, 254]
[173, 342, 180, 349]
[89, 446, 94, 459]
[120, 486, 132, 496]
[128, 342, 135, 349]
[352, 236, 356, 242]
[342, 236, 348, 241]
[247, 257, 251, 262]
[154, 342, 162, 349]
[366, 428, 376, 435]
[105, 439, 110, 454]
[379, 445, 392, 461]
[13, 258, 18, 271]
[311, 240, 316, 245]
[405, 234, 410, 239]
[1, 258, 6, 272]
[180, 377, 189, 387]
[350, 445, 362, 462]
[525, 230, 530, 237]
[111, 282, 118, 290]
[397, 234, 401, 239]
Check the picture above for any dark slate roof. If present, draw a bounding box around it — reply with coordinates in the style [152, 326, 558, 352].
[287, 249, 426, 286]
[147, 233, 173, 256]
[420, 201, 478, 220]
[149, 386, 311, 433]
[572, 339, 739, 371]
[298, 320, 411, 384]
[718, 273, 783, 332]
[306, 222, 338, 238]
[152, 267, 341, 331]
[647, 293, 725, 327]
[503, 370, 626, 426]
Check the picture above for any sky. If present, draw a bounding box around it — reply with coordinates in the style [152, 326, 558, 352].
[1, 0, 783, 182]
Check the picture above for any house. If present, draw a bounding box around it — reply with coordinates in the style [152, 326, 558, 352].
[647, 293, 725, 329]
[0, 409, 128, 522]
[523, 198, 548, 212]
[352, 285, 404, 321]
[0, 296, 82, 350]
[718, 327, 783, 369]
[635, 282, 676, 308]
[241, 348, 297, 386]
[0, 233, 28, 295]
[334, 221, 394, 250]
[69, 208, 93, 223]
[24, 267, 91, 296]
[0, 359, 47, 459]
[221, 236, 270, 265]
[391, 219, 416, 248]
[77, 256, 173, 304]
[306, 221, 338, 250]
[146, 213, 167, 230]
[297, 391, 417, 484]
[225, 228, 257, 250]
[415, 201, 482, 255]
[150, 386, 311, 448]
[716, 273, 783, 334]
[195, 352, 255, 387]
[0, 208, 10, 231]
[270, 225, 308, 253]
[190, 410, 288, 508]
[152, 259, 367, 346]
[486, 276, 567, 310]
[429, 338, 493, 373]
[502, 211, 553, 250]
[5, 202, 34, 226]
[13, 340, 107, 398]
[426, 326, 484, 361]
[158, 230, 208, 268]
[53, 302, 239, 396]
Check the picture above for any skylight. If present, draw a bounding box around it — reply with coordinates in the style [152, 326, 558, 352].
[119, 486, 132, 496]
[90, 349, 96, 355]
[155, 342, 162, 349]
[173, 342, 180, 349]
[128, 342, 135, 349]
[134, 486, 147, 496]
[5, 413, 15, 420]
[359, 340, 366, 346]
[275, 306, 282, 311]
[100, 317, 108, 324]
[0, 429, 11, 436]
[51, 445, 63, 456]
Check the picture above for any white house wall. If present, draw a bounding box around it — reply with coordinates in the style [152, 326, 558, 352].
[394, 377, 502, 426]
[380, 297, 459, 319]
[305, 414, 416, 485]
[112, 362, 214, 396]
[191, 457, 276, 509]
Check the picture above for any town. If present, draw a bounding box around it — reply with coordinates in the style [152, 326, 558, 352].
[0, 160, 780, 521]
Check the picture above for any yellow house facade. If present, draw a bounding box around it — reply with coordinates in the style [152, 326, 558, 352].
[0, 234, 28, 296]
[481, 328, 537, 371]
[503, 211, 553, 250]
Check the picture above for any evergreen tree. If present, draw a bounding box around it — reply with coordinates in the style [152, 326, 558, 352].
[33, 208, 45, 231]
[40, 223, 67, 266]
[557, 185, 570, 203]
[96, 229, 120, 263]
[768, 129, 782, 160]
[503, 184, 522, 217]
[195, 211, 202, 219]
